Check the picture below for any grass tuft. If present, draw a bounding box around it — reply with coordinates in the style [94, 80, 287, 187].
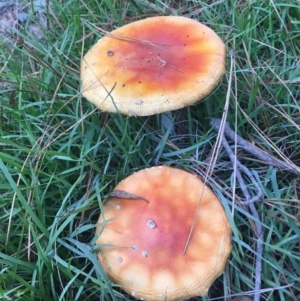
[1, 0, 299, 300]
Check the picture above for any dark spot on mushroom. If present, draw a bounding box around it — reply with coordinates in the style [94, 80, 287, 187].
[107, 50, 114, 57]
[147, 219, 157, 229]
[122, 84, 126, 87]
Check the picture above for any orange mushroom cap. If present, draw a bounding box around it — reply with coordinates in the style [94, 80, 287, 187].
[81, 16, 226, 116]
[95, 166, 232, 301]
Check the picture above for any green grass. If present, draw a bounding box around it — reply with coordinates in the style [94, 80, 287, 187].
[1, 0, 299, 300]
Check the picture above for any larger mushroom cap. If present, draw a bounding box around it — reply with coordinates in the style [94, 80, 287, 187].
[81, 16, 226, 116]
[96, 166, 232, 301]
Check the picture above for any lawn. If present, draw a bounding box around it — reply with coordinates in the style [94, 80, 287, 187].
[0, 0, 299, 300]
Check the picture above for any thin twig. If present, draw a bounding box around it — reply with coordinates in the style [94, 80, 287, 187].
[210, 123, 263, 205]
[210, 118, 299, 174]
[210, 118, 264, 301]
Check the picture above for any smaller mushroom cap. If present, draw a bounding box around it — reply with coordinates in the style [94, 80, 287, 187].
[96, 166, 232, 301]
[81, 16, 226, 116]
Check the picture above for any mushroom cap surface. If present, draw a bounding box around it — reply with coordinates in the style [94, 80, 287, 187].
[96, 166, 232, 301]
[81, 16, 226, 116]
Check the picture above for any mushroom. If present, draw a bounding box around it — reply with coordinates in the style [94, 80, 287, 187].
[95, 166, 232, 301]
[81, 16, 226, 116]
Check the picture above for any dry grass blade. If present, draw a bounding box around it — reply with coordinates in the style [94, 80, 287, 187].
[81, 18, 172, 50]
[183, 50, 235, 255]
